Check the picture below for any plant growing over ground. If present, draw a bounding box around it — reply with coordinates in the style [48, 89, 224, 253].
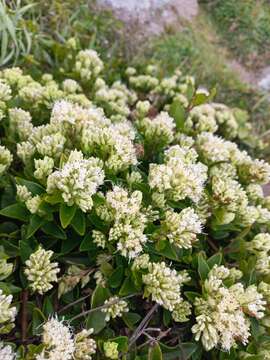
[200, 0, 270, 69]
[0, 46, 269, 359]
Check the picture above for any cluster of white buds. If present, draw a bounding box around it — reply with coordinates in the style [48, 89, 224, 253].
[0, 343, 16, 360]
[136, 111, 175, 148]
[102, 296, 129, 322]
[149, 144, 207, 203]
[245, 184, 264, 204]
[18, 81, 44, 104]
[163, 207, 202, 249]
[24, 247, 60, 294]
[101, 186, 149, 258]
[95, 80, 136, 121]
[0, 80, 11, 120]
[185, 104, 218, 134]
[0, 290, 17, 334]
[0, 256, 13, 280]
[129, 74, 159, 91]
[211, 176, 248, 223]
[192, 265, 265, 352]
[47, 150, 104, 212]
[38, 317, 75, 360]
[196, 132, 237, 164]
[103, 341, 119, 359]
[247, 233, 270, 276]
[8, 108, 33, 141]
[132, 253, 150, 271]
[238, 157, 270, 185]
[75, 50, 104, 82]
[143, 261, 190, 317]
[0, 146, 12, 176]
[0, 80, 11, 102]
[92, 230, 106, 248]
[34, 156, 54, 181]
[62, 79, 81, 94]
[212, 103, 238, 139]
[74, 329, 97, 360]
[81, 120, 137, 174]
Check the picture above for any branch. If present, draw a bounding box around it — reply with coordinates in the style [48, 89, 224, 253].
[21, 289, 28, 343]
[129, 303, 159, 347]
[70, 293, 139, 322]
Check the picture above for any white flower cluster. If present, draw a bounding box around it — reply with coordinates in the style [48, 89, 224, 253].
[37, 317, 96, 360]
[185, 104, 218, 134]
[97, 186, 149, 259]
[8, 108, 33, 141]
[136, 111, 175, 149]
[0, 145, 12, 176]
[2, 48, 270, 357]
[142, 261, 191, 321]
[81, 118, 137, 173]
[247, 233, 270, 276]
[0, 80, 11, 120]
[212, 103, 239, 139]
[192, 265, 266, 351]
[149, 144, 207, 203]
[103, 341, 119, 359]
[75, 49, 104, 82]
[102, 296, 129, 321]
[47, 150, 104, 212]
[0, 290, 17, 334]
[74, 329, 97, 360]
[0, 343, 16, 360]
[163, 207, 202, 249]
[95, 80, 137, 121]
[25, 247, 60, 294]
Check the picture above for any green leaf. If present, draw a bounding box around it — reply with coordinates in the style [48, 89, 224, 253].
[41, 222, 67, 240]
[191, 93, 208, 107]
[0, 203, 29, 222]
[80, 233, 95, 251]
[122, 312, 141, 329]
[110, 336, 128, 352]
[19, 238, 37, 263]
[26, 215, 45, 239]
[0, 282, 21, 294]
[169, 100, 186, 130]
[148, 343, 163, 360]
[198, 253, 210, 281]
[160, 342, 199, 360]
[86, 285, 111, 333]
[60, 231, 81, 254]
[42, 296, 54, 318]
[119, 275, 138, 296]
[16, 177, 45, 195]
[108, 266, 124, 288]
[184, 291, 201, 303]
[163, 309, 171, 327]
[86, 310, 107, 334]
[71, 209, 86, 235]
[207, 253, 222, 269]
[32, 308, 46, 336]
[59, 203, 76, 229]
[152, 241, 179, 261]
[44, 193, 62, 205]
[91, 285, 111, 308]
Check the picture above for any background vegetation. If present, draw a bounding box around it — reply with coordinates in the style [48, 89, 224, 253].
[0, 0, 269, 141]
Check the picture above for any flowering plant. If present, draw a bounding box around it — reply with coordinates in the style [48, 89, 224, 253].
[0, 48, 269, 360]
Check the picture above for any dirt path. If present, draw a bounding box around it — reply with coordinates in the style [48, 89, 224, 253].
[98, 0, 198, 35]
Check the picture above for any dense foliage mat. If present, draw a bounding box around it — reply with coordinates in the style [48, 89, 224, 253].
[0, 46, 270, 359]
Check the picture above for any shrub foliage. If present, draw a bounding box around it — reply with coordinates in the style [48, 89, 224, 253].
[0, 47, 270, 359]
